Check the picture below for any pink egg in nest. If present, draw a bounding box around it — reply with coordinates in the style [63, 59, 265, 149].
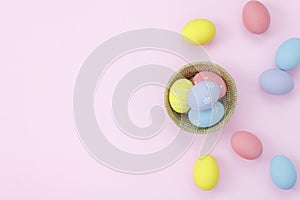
[193, 71, 227, 98]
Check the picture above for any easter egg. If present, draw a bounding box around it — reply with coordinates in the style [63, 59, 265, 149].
[193, 71, 227, 98]
[275, 38, 300, 71]
[242, 1, 270, 34]
[270, 155, 297, 190]
[259, 68, 294, 95]
[188, 102, 224, 128]
[231, 131, 263, 160]
[169, 79, 193, 113]
[193, 155, 219, 191]
[182, 18, 216, 45]
[188, 81, 220, 111]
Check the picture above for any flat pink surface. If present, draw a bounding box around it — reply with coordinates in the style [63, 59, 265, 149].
[1, 0, 300, 199]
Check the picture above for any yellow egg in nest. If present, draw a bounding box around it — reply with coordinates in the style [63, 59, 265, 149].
[168, 78, 193, 113]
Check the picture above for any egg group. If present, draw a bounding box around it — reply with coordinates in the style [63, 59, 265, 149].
[177, 3, 300, 192]
[168, 71, 226, 129]
[260, 38, 300, 95]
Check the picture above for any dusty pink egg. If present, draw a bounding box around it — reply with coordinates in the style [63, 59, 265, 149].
[193, 71, 227, 98]
[242, 1, 270, 34]
[231, 131, 263, 160]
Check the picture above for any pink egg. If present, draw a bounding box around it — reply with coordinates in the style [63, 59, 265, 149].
[242, 1, 270, 34]
[231, 131, 263, 160]
[193, 71, 227, 98]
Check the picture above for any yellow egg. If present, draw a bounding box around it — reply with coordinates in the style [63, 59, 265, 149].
[182, 19, 216, 45]
[169, 78, 193, 113]
[193, 155, 219, 191]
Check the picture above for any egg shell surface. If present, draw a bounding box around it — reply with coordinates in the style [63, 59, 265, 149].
[231, 131, 263, 160]
[242, 1, 270, 34]
[169, 79, 193, 113]
[193, 71, 227, 98]
[193, 155, 219, 191]
[270, 155, 297, 190]
[188, 102, 224, 128]
[182, 18, 216, 45]
[275, 38, 300, 71]
[187, 81, 220, 111]
[259, 68, 294, 95]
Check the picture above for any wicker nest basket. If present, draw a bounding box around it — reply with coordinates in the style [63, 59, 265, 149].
[164, 62, 237, 134]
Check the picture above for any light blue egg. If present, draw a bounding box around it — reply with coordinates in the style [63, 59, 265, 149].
[270, 155, 297, 190]
[259, 68, 294, 95]
[187, 81, 220, 111]
[275, 38, 300, 71]
[188, 102, 225, 128]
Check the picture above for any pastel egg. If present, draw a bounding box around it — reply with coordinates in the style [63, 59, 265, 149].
[259, 68, 294, 95]
[193, 71, 227, 98]
[188, 102, 224, 128]
[169, 79, 193, 113]
[231, 131, 263, 160]
[242, 1, 270, 34]
[188, 81, 220, 111]
[193, 155, 219, 191]
[182, 18, 216, 45]
[275, 38, 300, 71]
[270, 155, 297, 190]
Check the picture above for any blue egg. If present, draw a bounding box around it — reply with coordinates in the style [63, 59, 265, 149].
[275, 38, 300, 71]
[259, 68, 294, 95]
[188, 102, 225, 128]
[270, 155, 297, 190]
[187, 81, 220, 111]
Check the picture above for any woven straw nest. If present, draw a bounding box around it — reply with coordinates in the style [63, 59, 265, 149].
[164, 62, 237, 134]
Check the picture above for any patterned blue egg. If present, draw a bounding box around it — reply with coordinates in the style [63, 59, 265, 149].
[187, 81, 220, 111]
[259, 68, 294, 95]
[270, 155, 297, 190]
[275, 38, 300, 71]
[188, 102, 225, 128]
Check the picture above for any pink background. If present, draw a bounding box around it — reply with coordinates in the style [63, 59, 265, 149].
[1, 0, 300, 199]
